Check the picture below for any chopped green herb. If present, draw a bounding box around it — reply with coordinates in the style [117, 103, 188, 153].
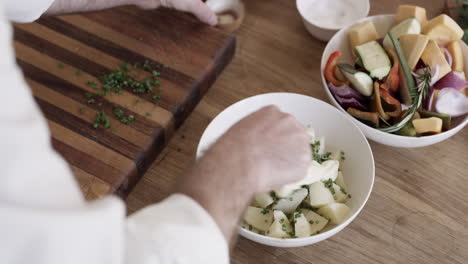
[248, 225, 253, 231]
[279, 218, 285, 224]
[340, 187, 348, 195]
[75, 70, 82, 76]
[270, 191, 279, 202]
[152, 94, 161, 100]
[309, 220, 314, 224]
[114, 107, 124, 118]
[134, 98, 141, 105]
[57, 63, 64, 69]
[261, 208, 270, 215]
[79, 106, 86, 115]
[259, 231, 265, 235]
[311, 141, 332, 164]
[93, 111, 110, 129]
[323, 179, 337, 200]
[348, 194, 352, 198]
[340, 151, 346, 161]
[404, 169, 409, 173]
[85, 92, 94, 98]
[145, 112, 151, 117]
[315, 220, 319, 224]
[87, 98, 95, 104]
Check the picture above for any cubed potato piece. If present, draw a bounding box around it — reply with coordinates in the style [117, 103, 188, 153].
[399, 34, 429, 70]
[447, 41, 464, 72]
[254, 193, 274, 208]
[421, 40, 452, 81]
[412, 117, 443, 134]
[317, 160, 339, 182]
[396, 5, 427, 25]
[348, 20, 379, 57]
[335, 171, 348, 190]
[332, 183, 349, 203]
[293, 212, 311, 238]
[272, 188, 308, 214]
[268, 210, 292, 238]
[274, 159, 338, 197]
[423, 14, 464, 46]
[308, 181, 335, 207]
[317, 203, 351, 225]
[244, 206, 273, 232]
[330, 150, 345, 170]
[303, 209, 329, 234]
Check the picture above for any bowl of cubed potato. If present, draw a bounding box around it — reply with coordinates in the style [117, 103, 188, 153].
[321, 5, 468, 148]
[197, 93, 375, 247]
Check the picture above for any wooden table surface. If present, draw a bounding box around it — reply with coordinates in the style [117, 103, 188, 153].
[126, 0, 468, 263]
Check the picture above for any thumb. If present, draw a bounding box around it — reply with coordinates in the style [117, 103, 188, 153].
[182, 0, 218, 26]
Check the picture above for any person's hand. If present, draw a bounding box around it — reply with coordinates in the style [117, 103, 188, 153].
[135, 0, 218, 25]
[177, 105, 311, 243]
[213, 105, 311, 193]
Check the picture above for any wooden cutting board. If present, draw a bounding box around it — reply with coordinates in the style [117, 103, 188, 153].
[13, 7, 235, 199]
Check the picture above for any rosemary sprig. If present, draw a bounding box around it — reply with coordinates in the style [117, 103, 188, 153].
[380, 67, 431, 133]
[378, 33, 431, 133]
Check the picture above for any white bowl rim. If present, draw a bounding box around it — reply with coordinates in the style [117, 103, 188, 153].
[296, 0, 370, 31]
[196, 92, 375, 246]
[321, 14, 468, 143]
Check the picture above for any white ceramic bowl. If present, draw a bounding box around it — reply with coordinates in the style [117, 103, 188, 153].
[296, 0, 370, 42]
[196, 93, 375, 247]
[321, 14, 468, 148]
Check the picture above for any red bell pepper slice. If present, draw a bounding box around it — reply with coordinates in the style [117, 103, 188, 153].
[324, 51, 348, 86]
[385, 49, 400, 94]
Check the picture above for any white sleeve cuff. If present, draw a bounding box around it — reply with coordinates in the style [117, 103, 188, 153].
[3, 0, 55, 23]
[126, 194, 229, 264]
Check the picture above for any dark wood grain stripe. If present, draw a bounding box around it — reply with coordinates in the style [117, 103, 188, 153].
[38, 16, 195, 87]
[52, 138, 127, 185]
[17, 59, 162, 135]
[15, 27, 109, 76]
[37, 97, 140, 159]
[28, 78, 151, 148]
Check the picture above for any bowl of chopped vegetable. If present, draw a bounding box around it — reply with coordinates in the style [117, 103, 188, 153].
[321, 5, 468, 148]
[197, 93, 375, 247]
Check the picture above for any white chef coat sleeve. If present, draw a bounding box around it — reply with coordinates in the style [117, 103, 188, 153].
[0, 2, 229, 264]
[126, 194, 230, 264]
[2, 0, 55, 23]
